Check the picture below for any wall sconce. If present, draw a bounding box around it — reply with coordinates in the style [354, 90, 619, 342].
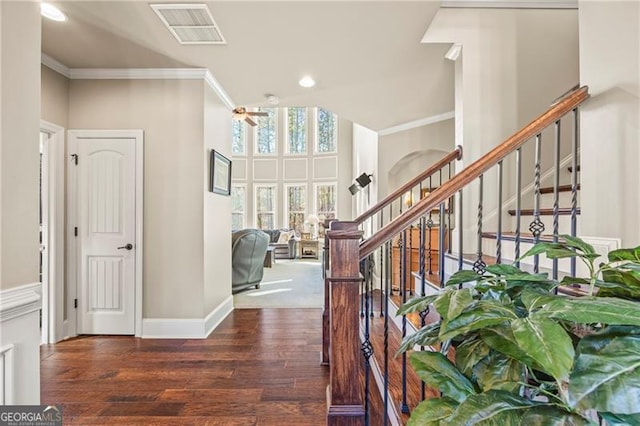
[348, 183, 360, 195]
[355, 173, 372, 188]
[404, 191, 413, 207]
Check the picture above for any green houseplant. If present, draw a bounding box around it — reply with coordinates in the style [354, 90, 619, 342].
[398, 235, 640, 425]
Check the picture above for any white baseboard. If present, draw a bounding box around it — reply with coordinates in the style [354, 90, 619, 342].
[204, 296, 233, 338]
[142, 296, 233, 339]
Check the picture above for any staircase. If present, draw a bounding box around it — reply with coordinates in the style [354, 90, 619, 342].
[323, 86, 590, 425]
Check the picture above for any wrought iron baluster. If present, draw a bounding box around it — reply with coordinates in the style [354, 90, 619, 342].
[473, 175, 486, 274]
[553, 120, 561, 282]
[361, 256, 373, 425]
[570, 109, 580, 277]
[379, 212, 384, 317]
[515, 148, 522, 268]
[530, 134, 544, 273]
[497, 161, 503, 263]
[383, 240, 390, 425]
[389, 205, 394, 296]
[448, 162, 453, 254]
[428, 175, 433, 275]
[439, 203, 446, 280]
[457, 188, 463, 272]
[401, 227, 409, 415]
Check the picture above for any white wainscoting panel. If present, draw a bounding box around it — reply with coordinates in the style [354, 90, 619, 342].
[253, 159, 278, 181]
[283, 158, 308, 181]
[0, 283, 41, 404]
[313, 156, 337, 180]
[232, 158, 247, 180]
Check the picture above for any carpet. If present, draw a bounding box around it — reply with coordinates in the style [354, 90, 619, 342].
[233, 258, 324, 309]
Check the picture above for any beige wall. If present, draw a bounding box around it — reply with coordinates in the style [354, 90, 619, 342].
[41, 65, 69, 128]
[1, 2, 41, 289]
[69, 79, 205, 318]
[203, 84, 232, 315]
[378, 119, 455, 198]
[579, 1, 640, 247]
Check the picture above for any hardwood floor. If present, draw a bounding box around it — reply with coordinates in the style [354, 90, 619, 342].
[41, 309, 330, 425]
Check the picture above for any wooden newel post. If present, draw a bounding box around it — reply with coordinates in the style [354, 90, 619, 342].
[326, 221, 365, 426]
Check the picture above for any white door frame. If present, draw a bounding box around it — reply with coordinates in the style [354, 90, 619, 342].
[67, 129, 144, 337]
[40, 120, 65, 343]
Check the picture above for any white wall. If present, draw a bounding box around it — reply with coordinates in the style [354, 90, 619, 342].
[69, 79, 206, 319]
[0, 1, 41, 404]
[352, 124, 379, 220]
[579, 0, 640, 247]
[203, 84, 233, 317]
[422, 8, 579, 250]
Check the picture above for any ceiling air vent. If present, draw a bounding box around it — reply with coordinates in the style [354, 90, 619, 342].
[150, 4, 226, 45]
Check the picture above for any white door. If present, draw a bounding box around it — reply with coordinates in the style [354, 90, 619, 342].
[77, 138, 136, 334]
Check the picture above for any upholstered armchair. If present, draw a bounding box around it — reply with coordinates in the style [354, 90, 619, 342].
[231, 229, 270, 294]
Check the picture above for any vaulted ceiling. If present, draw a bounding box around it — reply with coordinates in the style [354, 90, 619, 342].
[42, 1, 455, 131]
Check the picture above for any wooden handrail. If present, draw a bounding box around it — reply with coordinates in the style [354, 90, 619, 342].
[354, 146, 463, 225]
[359, 85, 590, 259]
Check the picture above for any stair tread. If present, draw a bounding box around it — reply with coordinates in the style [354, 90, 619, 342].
[508, 207, 580, 216]
[539, 184, 580, 194]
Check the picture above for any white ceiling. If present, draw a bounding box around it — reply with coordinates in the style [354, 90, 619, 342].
[42, 1, 455, 131]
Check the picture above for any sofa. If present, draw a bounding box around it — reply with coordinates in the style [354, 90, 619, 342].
[261, 229, 299, 259]
[231, 229, 270, 294]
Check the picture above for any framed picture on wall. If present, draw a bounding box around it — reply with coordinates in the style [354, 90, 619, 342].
[210, 150, 232, 196]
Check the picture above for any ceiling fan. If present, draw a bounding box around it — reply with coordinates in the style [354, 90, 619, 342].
[232, 107, 268, 127]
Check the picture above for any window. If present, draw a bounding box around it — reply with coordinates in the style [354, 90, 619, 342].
[232, 120, 246, 155]
[255, 107, 277, 155]
[255, 185, 276, 229]
[316, 108, 337, 153]
[287, 107, 307, 154]
[315, 183, 337, 222]
[231, 185, 245, 230]
[285, 184, 306, 233]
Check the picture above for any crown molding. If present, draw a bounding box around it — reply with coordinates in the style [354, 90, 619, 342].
[441, 0, 578, 9]
[378, 111, 455, 136]
[40, 55, 235, 110]
[41, 53, 71, 78]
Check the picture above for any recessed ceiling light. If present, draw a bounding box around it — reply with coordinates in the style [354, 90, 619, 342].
[299, 76, 316, 88]
[41, 3, 66, 22]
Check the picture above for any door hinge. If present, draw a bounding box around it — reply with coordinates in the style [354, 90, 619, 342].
[74, 227, 78, 237]
[71, 154, 78, 165]
[74, 299, 78, 309]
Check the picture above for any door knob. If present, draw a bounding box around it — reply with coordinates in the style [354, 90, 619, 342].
[117, 243, 133, 250]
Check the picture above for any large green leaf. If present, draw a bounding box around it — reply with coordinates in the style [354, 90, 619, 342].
[397, 322, 441, 354]
[446, 270, 485, 286]
[433, 287, 474, 321]
[485, 264, 525, 276]
[521, 242, 578, 260]
[520, 288, 557, 311]
[397, 293, 441, 316]
[560, 234, 597, 255]
[480, 325, 540, 369]
[447, 390, 534, 425]
[536, 296, 640, 326]
[409, 351, 476, 403]
[568, 334, 640, 414]
[456, 337, 491, 376]
[407, 397, 457, 426]
[608, 246, 640, 263]
[511, 317, 574, 381]
[520, 406, 593, 425]
[439, 301, 518, 341]
[600, 412, 640, 426]
[474, 351, 523, 392]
